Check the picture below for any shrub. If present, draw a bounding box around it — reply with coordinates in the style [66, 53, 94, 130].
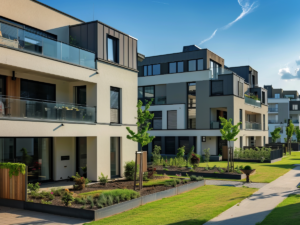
[143, 172, 149, 181]
[239, 165, 244, 170]
[204, 167, 209, 171]
[196, 176, 203, 181]
[164, 179, 177, 187]
[244, 165, 252, 170]
[41, 200, 52, 205]
[190, 175, 203, 181]
[98, 173, 108, 185]
[234, 147, 271, 160]
[203, 148, 210, 167]
[124, 161, 139, 181]
[189, 169, 195, 172]
[51, 188, 64, 197]
[220, 169, 224, 173]
[99, 189, 140, 204]
[107, 195, 113, 206]
[74, 197, 83, 204]
[152, 145, 161, 165]
[214, 172, 219, 174]
[177, 146, 185, 158]
[164, 168, 169, 171]
[28, 182, 40, 193]
[62, 192, 74, 206]
[74, 177, 86, 190]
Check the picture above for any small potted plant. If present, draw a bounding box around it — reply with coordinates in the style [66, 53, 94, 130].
[241, 165, 256, 183]
[99, 173, 108, 187]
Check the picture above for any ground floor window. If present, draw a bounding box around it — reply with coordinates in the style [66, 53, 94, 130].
[165, 137, 176, 154]
[110, 137, 120, 178]
[76, 137, 87, 177]
[0, 137, 52, 183]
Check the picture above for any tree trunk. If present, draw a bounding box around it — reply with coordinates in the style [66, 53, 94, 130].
[133, 152, 137, 191]
[139, 152, 143, 191]
[227, 141, 230, 172]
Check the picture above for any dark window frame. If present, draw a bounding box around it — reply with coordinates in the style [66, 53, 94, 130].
[240, 109, 243, 129]
[110, 87, 121, 124]
[21, 78, 56, 101]
[169, 61, 184, 74]
[0, 75, 6, 96]
[107, 35, 119, 63]
[188, 59, 204, 72]
[144, 64, 161, 76]
[138, 86, 155, 104]
[150, 111, 162, 130]
[187, 82, 196, 129]
[165, 136, 176, 155]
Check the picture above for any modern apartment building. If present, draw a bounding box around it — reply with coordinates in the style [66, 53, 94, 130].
[138, 45, 269, 158]
[264, 85, 300, 142]
[0, 0, 139, 182]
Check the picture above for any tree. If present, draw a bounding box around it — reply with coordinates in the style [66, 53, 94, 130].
[126, 99, 155, 190]
[271, 127, 281, 143]
[219, 117, 242, 172]
[295, 126, 300, 143]
[286, 120, 294, 154]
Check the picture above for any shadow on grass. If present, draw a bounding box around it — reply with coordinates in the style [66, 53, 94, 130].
[167, 219, 207, 225]
[258, 164, 299, 169]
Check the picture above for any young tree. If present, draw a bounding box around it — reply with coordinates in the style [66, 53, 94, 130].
[219, 117, 242, 172]
[286, 120, 295, 154]
[126, 99, 155, 190]
[295, 126, 300, 143]
[271, 127, 281, 143]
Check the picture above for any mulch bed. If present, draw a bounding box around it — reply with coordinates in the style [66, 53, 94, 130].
[154, 165, 241, 175]
[28, 177, 196, 210]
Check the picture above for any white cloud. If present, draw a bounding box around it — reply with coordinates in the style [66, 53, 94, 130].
[279, 67, 300, 80]
[224, 0, 258, 29]
[199, 29, 218, 45]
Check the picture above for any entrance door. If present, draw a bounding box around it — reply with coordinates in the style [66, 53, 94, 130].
[217, 137, 227, 155]
[110, 137, 120, 178]
[76, 137, 87, 177]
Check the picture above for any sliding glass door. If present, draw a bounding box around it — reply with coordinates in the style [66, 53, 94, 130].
[0, 137, 52, 182]
[76, 137, 87, 177]
[110, 137, 120, 178]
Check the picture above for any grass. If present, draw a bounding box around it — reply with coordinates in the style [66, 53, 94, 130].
[141, 178, 175, 186]
[198, 152, 300, 183]
[85, 185, 256, 225]
[259, 194, 300, 225]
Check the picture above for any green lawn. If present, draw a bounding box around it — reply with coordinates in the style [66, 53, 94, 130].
[85, 185, 256, 225]
[198, 152, 300, 183]
[259, 194, 300, 225]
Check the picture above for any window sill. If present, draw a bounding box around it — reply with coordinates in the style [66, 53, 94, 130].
[110, 123, 122, 126]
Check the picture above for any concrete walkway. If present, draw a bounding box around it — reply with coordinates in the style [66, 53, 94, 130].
[204, 165, 300, 225]
[0, 206, 90, 225]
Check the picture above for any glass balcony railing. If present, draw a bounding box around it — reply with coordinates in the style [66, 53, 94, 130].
[209, 67, 234, 80]
[210, 121, 223, 129]
[246, 121, 261, 130]
[269, 120, 279, 124]
[268, 107, 278, 112]
[245, 96, 261, 107]
[0, 96, 96, 123]
[0, 22, 95, 69]
[138, 97, 166, 105]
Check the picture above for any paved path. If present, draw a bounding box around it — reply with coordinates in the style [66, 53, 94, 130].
[204, 166, 300, 225]
[206, 180, 266, 189]
[0, 206, 90, 225]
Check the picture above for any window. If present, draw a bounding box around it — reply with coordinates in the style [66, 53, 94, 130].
[285, 95, 295, 99]
[240, 109, 243, 129]
[262, 91, 266, 104]
[144, 64, 160, 76]
[240, 137, 243, 149]
[263, 114, 265, 130]
[153, 137, 162, 151]
[275, 94, 280, 99]
[167, 111, 177, 129]
[110, 137, 120, 178]
[178, 137, 190, 155]
[110, 87, 120, 123]
[75, 86, 86, 106]
[151, 111, 162, 130]
[210, 60, 221, 78]
[169, 61, 184, 73]
[107, 36, 119, 63]
[188, 59, 203, 72]
[238, 82, 243, 97]
[188, 82, 196, 129]
[138, 86, 155, 104]
[21, 79, 56, 101]
[76, 137, 87, 177]
[211, 80, 223, 96]
[292, 104, 298, 110]
[263, 136, 265, 146]
[165, 137, 176, 154]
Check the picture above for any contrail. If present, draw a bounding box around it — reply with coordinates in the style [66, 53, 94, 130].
[199, 29, 218, 45]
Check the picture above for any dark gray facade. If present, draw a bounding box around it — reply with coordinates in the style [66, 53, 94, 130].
[69, 21, 137, 71]
[278, 103, 289, 123]
[166, 83, 187, 104]
[229, 66, 258, 87]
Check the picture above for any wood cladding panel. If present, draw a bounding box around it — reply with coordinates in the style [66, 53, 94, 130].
[6, 78, 20, 117]
[128, 38, 133, 68]
[103, 26, 109, 61]
[123, 35, 129, 67]
[0, 168, 27, 201]
[97, 23, 104, 59]
[119, 34, 124, 65]
[136, 151, 147, 172]
[132, 39, 137, 70]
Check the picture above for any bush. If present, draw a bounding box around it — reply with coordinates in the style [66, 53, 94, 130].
[98, 173, 108, 185]
[28, 182, 40, 193]
[51, 188, 64, 197]
[244, 165, 252, 170]
[143, 172, 149, 181]
[99, 189, 140, 204]
[234, 147, 271, 160]
[152, 145, 161, 165]
[62, 192, 74, 206]
[239, 165, 244, 170]
[177, 146, 185, 158]
[164, 179, 177, 187]
[190, 175, 203, 181]
[124, 161, 139, 181]
[41, 200, 52, 205]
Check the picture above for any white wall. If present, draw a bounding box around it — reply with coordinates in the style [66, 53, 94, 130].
[53, 137, 76, 181]
[202, 137, 217, 155]
[141, 104, 186, 129]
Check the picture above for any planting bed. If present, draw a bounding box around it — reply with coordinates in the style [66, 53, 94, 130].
[155, 165, 246, 180]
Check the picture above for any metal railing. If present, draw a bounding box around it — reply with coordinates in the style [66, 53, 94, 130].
[245, 96, 261, 107]
[269, 120, 279, 124]
[268, 107, 278, 112]
[210, 121, 223, 129]
[138, 97, 166, 105]
[245, 121, 261, 130]
[0, 96, 96, 123]
[0, 22, 96, 69]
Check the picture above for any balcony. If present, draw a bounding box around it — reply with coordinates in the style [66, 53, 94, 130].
[245, 121, 261, 130]
[209, 67, 234, 80]
[210, 121, 223, 129]
[292, 120, 299, 123]
[138, 97, 166, 105]
[0, 22, 95, 69]
[245, 96, 261, 107]
[269, 120, 279, 124]
[268, 107, 278, 112]
[0, 96, 96, 123]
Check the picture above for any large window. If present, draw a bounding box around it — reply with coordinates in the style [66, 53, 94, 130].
[238, 82, 243, 97]
[75, 86, 86, 106]
[165, 137, 175, 154]
[144, 64, 160, 76]
[76, 137, 87, 177]
[107, 36, 119, 63]
[188, 59, 203, 72]
[188, 82, 196, 129]
[138, 86, 155, 104]
[169, 61, 184, 73]
[0, 137, 52, 183]
[21, 79, 56, 101]
[210, 60, 221, 78]
[0, 75, 6, 96]
[110, 137, 120, 178]
[110, 87, 120, 123]
[151, 111, 162, 130]
[292, 104, 298, 110]
[263, 114, 265, 130]
[240, 109, 243, 129]
[211, 80, 223, 96]
[178, 137, 189, 155]
[153, 137, 162, 151]
[275, 94, 280, 99]
[262, 91, 266, 104]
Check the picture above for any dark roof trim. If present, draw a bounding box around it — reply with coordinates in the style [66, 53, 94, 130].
[69, 20, 138, 40]
[31, 0, 84, 23]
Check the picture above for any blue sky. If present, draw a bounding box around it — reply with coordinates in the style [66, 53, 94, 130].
[40, 0, 300, 93]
